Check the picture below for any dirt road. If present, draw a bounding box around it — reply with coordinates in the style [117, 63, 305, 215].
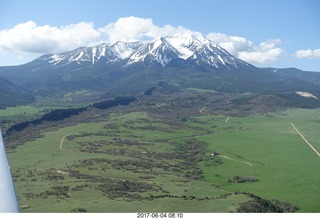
[59, 134, 70, 151]
[219, 155, 253, 166]
[199, 106, 207, 114]
[290, 123, 320, 157]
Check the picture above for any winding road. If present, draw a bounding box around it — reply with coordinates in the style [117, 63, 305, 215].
[59, 134, 70, 151]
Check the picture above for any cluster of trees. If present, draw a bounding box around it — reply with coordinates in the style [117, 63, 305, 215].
[237, 193, 298, 212]
[5, 96, 137, 136]
[228, 176, 258, 183]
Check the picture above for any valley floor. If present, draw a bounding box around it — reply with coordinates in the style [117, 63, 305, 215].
[2, 90, 320, 212]
[5, 107, 320, 212]
[195, 109, 320, 212]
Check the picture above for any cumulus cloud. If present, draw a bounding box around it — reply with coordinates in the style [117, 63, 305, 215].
[0, 16, 285, 66]
[206, 33, 253, 55]
[294, 49, 320, 58]
[238, 40, 284, 64]
[0, 21, 101, 54]
[0, 17, 198, 55]
[99, 16, 198, 43]
[206, 33, 284, 64]
[98, 17, 157, 43]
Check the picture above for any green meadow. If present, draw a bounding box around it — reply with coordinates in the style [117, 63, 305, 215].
[0, 105, 42, 117]
[8, 112, 249, 212]
[193, 109, 320, 212]
[7, 108, 320, 212]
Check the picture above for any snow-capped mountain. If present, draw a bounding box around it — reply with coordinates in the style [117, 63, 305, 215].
[3, 32, 320, 103]
[35, 33, 249, 69]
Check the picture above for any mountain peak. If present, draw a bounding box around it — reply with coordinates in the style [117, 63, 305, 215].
[165, 33, 212, 59]
[126, 36, 182, 66]
[167, 32, 211, 45]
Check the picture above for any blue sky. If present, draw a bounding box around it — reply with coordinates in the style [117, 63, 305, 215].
[0, 0, 319, 71]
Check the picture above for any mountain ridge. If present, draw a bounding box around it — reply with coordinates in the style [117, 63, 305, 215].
[31, 33, 251, 70]
[0, 33, 320, 108]
[0, 77, 34, 109]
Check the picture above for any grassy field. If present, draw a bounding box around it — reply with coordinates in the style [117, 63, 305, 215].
[8, 111, 249, 212]
[0, 105, 42, 117]
[192, 109, 320, 212]
[0, 105, 45, 131]
[6, 107, 320, 212]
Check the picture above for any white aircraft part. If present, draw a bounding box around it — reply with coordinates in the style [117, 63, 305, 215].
[0, 130, 19, 212]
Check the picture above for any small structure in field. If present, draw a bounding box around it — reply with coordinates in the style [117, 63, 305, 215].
[211, 152, 219, 156]
[113, 138, 122, 142]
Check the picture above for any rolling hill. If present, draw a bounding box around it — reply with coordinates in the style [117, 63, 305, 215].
[0, 77, 34, 109]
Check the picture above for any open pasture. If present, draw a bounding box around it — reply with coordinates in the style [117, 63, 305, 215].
[194, 109, 320, 212]
[7, 106, 320, 212]
[8, 111, 249, 212]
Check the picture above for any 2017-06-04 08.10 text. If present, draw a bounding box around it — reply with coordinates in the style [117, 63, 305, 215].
[137, 213, 183, 218]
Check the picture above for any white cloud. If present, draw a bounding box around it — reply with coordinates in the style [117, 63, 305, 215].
[98, 17, 157, 43]
[0, 17, 198, 56]
[238, 40, 284, 64]
[294, 49, 320, 58]
[206, 33, 284, 64]
[0, 21, 101, 54]
[98, 16, 198, 43]
[206, 33, 253, 55]
[0, 16, 285, 66]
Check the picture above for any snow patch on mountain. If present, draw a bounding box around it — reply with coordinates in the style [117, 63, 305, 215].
[295, 91, 318, 99]
[91, 47, 97, 64]
[110, 41, 143, 60]
[49, 54, 65, 65]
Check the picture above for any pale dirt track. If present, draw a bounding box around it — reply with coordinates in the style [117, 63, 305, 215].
[58, 123, 104, 151]
[199, 106, 207, 114]
[290, 123, 320, 157]
[59, 134, 70, 151]
[219, 155, 253, 167]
